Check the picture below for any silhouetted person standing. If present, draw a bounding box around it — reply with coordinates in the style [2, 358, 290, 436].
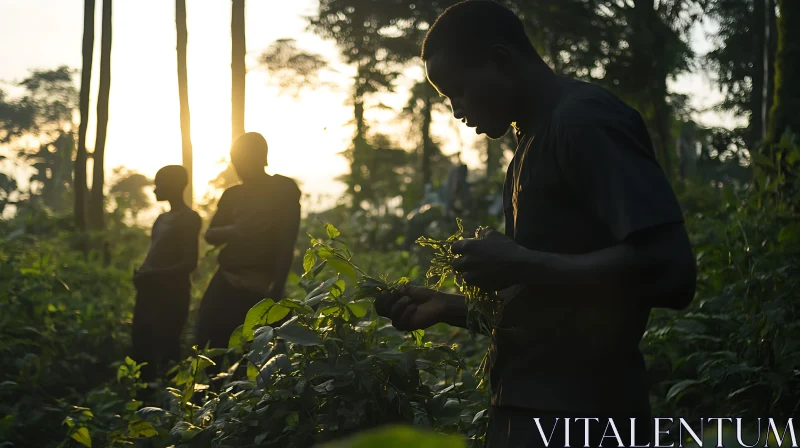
[375, 2, 696, 447]
[195, 132, 301, 351]
[132, 165, 201, 382]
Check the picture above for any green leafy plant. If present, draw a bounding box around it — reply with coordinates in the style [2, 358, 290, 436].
[71, 223, 491, 447]
[416, 218, 503, 341]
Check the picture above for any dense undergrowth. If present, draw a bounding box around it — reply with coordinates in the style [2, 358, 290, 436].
[2, 142, 799, 446]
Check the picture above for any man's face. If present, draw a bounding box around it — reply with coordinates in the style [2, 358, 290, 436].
[152, 174, 170, 201]
[230, 150, 265, 182]
[425, 49, 515, 139]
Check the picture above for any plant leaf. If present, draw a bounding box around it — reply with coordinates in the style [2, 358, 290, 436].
[128, 420, 158, 438]
[303, 248, 316, 274]
[666, 379, 704, 403]
[277, 321, 322, 346]
[243, 299, 275, 341]
[325, 223, 341, 239]
[228, 325, 244, 349]
[267, 304, 291, 324]
[347, 300, 371, 318]
[324, 257, 357, 280]
[71, 427, 92, 447]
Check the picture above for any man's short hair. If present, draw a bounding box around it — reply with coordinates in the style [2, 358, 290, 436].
[155, 165, 188, 190]
[421, 0, 538, 64]
[231, 132, 269, 161]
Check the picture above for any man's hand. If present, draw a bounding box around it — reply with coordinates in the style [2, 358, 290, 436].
[374, 285, 464, 331]
[452, 228, 529, 291]
[205, 225, 240, 246]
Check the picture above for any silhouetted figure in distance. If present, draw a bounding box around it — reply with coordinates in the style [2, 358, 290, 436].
[195, 132, 301, 352]
[132, 165, 201, 382]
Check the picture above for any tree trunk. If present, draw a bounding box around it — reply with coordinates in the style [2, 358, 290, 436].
[486, 137, 501, 182]
[767, 0, 800, 143]
[751, 0, 778, 146]
[177, 0, 193, 206]
[767, 0, 800, 203]
[760, 0, 771, 141]
[75, 0, 94, 232]
[231, 0, 246, 142]
[420, 93, 433, 189]
[634, 0, 674, 178]
[89, 0, 112, 230]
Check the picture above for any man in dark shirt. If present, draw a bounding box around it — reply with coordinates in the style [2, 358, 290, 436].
[375, 1, 697, 446]
[195, 132, 301, 352]
[132, 165, 201, 382]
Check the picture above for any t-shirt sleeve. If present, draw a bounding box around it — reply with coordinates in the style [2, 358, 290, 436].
[208, 187, 236, 229]
[555, 94, 684, 243]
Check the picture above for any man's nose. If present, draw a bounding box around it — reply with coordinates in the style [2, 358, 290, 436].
[451, 101, 466, 121]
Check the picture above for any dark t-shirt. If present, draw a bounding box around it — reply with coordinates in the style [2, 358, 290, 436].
[491, 79, 684, 414]
[140, 207, 201, 276]
[211, 175, 301, 289]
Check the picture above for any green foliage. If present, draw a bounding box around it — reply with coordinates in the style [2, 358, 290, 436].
[1, 66, 80, 212]
[417, 219, 502, 340]
[319, 424, 466, 448]
[32, 223, 488, 448]
[0, 212, 140, 446]
[108, 167, 152, 222]
[645, 152, 800, 421]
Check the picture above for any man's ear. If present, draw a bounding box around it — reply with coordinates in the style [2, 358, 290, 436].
[489, 44, 515, 70]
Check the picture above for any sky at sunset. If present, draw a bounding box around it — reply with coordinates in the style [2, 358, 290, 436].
[0, 0, 745, 214]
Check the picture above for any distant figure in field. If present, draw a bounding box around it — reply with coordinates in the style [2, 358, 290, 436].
[132, 165, 201, 382]
[195, 132, 301, 351]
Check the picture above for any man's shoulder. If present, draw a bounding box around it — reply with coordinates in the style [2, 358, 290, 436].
[271, 175, 301, 199]
[272, 174, 299, 187]
[221, 184, 244, 195]
[171, 207, 202, 226]
[553, 80, 635, 127]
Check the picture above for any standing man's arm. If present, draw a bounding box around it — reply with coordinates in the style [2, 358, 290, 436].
[138, 213, 202, 277]
[452, 105, 696, 310]
[205, 189, 239, 246]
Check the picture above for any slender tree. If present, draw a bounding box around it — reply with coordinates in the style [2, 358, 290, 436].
[176, 0, 193, 205]
[767, 0, 800, 143]
[309, 1, 411, 209]
[89, 0, 112, 230]
[403, 80, 446, 190]
[231, 0, 246, 142]
[75, 0, 95, 231]
[706, 0, 777, 148]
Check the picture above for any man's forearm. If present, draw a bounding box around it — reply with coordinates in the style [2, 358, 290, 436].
[439, 293, 469, 329]
[514, 225, 695, 309]
[205, 225, 239, 245]
[139, 260, 196, 277]
[518, 244, 637, 291]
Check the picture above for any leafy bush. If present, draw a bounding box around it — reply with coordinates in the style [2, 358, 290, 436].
[46, 224, 489, 448]
[645, 155, 800, 422]
[0, 215, 141, 446]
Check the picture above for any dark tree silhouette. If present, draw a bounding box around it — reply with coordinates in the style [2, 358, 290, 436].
[402, 80, 447, 191]
[89, 0, 112, 230]
[76, 0, 94, 231]
[108, 168, 152, 221]
[706, 0, 777, 148]
[0, 67, 78, 212]
[176, 0, 193, 206]
[259, 38, 330, 97]
[309, 1, 412, 210]
[231, 0, 246, 142]
[767, 0, 800, 143]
